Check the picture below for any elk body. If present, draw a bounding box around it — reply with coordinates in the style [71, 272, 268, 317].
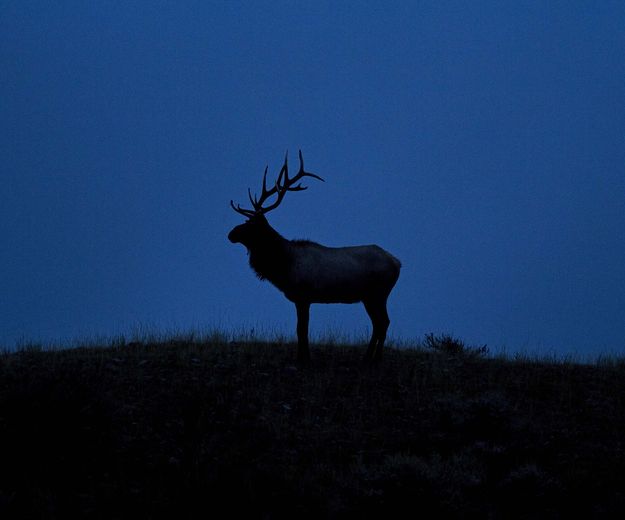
[228, 151, 401, 364]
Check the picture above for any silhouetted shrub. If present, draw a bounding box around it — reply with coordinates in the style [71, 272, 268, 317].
[423, 333, 489, 358]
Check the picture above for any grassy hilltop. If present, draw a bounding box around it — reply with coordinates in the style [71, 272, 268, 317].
[1, 336, 625, 518]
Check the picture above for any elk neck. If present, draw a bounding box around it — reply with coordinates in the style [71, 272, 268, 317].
[247, 220, 291, 288]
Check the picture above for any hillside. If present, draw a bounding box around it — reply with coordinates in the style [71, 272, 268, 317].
[1, 338, 624, 518]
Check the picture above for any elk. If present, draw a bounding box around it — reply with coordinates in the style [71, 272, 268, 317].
[228, 151, 401, 364]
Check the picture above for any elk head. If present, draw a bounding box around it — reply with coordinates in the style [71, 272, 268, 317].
[228, 150, 324, 248]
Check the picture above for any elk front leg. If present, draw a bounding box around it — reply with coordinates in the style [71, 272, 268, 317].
[295, 302, 311, 365]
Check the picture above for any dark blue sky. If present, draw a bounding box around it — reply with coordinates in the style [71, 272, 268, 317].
[2, 2, 624, 356]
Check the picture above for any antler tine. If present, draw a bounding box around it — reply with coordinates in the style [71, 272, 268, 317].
[230, 200, 256, 218]
[275, 151, 288, 190]
[298, 149, 325, 182]
[285, 183, 307, 192]
[298, 149, 304, 173]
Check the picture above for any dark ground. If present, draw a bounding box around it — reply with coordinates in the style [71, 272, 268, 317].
[1, 338, 625, 518]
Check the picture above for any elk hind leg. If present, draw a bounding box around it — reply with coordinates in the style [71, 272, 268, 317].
[295, 302, 311, 365]
[363, 299, 390, 363]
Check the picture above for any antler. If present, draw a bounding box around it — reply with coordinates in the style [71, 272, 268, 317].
[230, 150, 324, 217]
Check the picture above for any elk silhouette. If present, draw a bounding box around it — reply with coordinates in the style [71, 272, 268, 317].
[229, 151, 401, 364]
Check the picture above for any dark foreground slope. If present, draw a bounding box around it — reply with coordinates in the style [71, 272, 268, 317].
[1, 339, 625, 518]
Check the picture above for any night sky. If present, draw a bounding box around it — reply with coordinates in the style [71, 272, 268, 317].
[2, 2, 624, 356]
